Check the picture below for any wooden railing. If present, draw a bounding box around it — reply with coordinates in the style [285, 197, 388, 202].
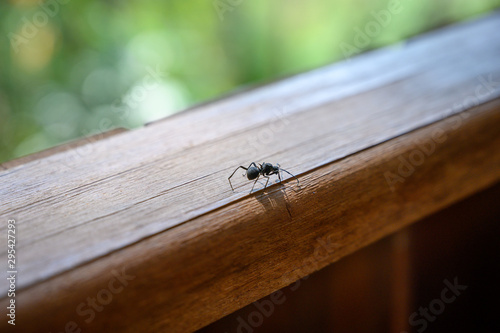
[1, 11, 500, 333]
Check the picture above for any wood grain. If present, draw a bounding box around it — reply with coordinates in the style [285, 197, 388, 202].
[0, 12, 499, 333]
[197, 183, 500, 333]
[7, 97, 500, 333]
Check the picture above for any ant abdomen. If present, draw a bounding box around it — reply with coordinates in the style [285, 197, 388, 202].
[247, 167, 260, 180]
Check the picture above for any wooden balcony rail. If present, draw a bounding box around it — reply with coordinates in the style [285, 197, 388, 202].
[1, 11, 500, 333]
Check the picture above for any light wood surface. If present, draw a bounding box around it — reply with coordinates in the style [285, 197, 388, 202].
[0, 12, 499, 333]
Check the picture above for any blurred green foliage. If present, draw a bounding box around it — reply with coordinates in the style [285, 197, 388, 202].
[0, 0, 499, 163]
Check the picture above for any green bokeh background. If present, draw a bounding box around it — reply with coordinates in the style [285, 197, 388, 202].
[1, 0, 499, 163]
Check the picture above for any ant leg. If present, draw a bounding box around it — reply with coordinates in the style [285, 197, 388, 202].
[250, 175, 260, 193]
[245, 163, 259, 177]
[262, 175, 270, 189]
[280, 168, 300, 188]
[275, 164, 283, 184]
[276, 169, 293, 191]
[228, 166, 248, 191]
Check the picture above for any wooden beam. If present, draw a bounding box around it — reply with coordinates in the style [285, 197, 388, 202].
[0, 12, 499, 333]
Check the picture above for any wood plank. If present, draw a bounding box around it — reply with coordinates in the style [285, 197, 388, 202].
[0, 12, 499, 333]
[200, 183, 500, 332]
[6, 97, 500, 333]
[200, 229, 397, 333]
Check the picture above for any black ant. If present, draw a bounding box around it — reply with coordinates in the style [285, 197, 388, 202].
[228, 162, 299, 193]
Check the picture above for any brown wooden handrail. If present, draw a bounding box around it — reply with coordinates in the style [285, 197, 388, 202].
[1, 11, 500, 333]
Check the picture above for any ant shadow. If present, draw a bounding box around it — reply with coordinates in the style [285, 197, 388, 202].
[253, 180, 301, 216]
